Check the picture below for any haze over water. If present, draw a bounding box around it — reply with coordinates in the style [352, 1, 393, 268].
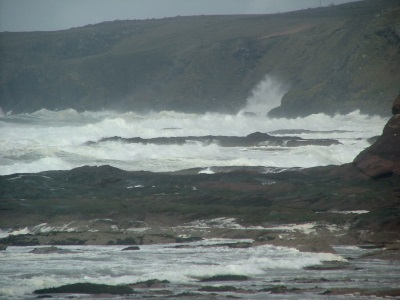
[0, 76, 387, 175]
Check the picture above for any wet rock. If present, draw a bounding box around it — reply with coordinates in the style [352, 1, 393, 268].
[130, 279, 170, 288]
[200, 275, 249, 282]
[122, 246, 140, 251]
[198, 286, 239, 292]
[34, 282, 134, 295]
[349, 208, 400, 244]
[304, 261, 350, 270]
[260, 285, 300, 294]
[175, 236, 203, 243]
[322, 288, 400, 297]
[29, 246, 73, 254]
[91, 132, 340, 148]
[357, 244, 385, 250]
[354, 94, 400, 178]
[0, 244, 7, 251]
[392, 93, 400, 115]
[367, 135, 379, 144]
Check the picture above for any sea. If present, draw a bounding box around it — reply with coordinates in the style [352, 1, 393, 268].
[1, 239, 400, 299]
[0, 108, 388, 176]
[0, 107, 395, 299]
[0, 84, 395, 299]
[0, 239, 400, 299]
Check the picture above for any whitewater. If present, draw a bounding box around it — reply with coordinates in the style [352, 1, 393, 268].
[1, 240, 400, 299]
[0, 107, 387, 176]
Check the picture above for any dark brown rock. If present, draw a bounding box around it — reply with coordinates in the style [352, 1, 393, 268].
[122, 246, 140, 251]
[392, 93, 400, 115]
[91, 132, 340, 148]
[34, 283, 134, 295]
[354, 95, 400, 178]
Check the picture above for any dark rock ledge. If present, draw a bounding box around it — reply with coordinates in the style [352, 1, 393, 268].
[354, 93, 400, 178]
[87, 131, 340, 147]
[0, 95, 400, 254]
[34, 283, 134, 295]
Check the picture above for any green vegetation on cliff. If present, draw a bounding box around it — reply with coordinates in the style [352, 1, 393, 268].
[0, 0, 399, 116]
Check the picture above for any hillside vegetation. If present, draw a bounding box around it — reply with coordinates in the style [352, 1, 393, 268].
[0, 0, 399, 116]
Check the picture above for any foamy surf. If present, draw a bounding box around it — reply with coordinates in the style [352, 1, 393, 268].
[0, 241, 348, 299]
[0, 108, 388, 175]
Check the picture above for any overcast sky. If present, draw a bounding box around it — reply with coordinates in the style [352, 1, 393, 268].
[0, 0, 360, 32]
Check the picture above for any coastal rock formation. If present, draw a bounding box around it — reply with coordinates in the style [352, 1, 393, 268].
[122, 246, 140, 251]
[29, 246, 73, 254]
[349, 94, 400, 244]
[34, 283, 134, 295]
[354, 94, 400, 178]
[392, 93, 400, 115]
[90, 132, 340, 148]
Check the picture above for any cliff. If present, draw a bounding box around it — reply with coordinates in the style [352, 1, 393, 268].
[0, 0, 399, 116]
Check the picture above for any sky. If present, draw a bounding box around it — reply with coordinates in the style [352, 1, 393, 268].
[0, 0, 360, 32]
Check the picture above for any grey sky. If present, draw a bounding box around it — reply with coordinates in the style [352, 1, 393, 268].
[0, 0, 360, 32]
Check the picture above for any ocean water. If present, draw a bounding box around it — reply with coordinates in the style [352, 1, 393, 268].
[0, 95, 393, 299]
[1, 239, 399, 299]
[0, 108, 387, 176]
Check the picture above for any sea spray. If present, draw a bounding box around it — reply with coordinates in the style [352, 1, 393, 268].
[239, 75, 288, 116]
[0, 109, 388, 175]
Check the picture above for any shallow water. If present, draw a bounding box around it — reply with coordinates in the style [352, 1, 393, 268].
[0, 240, 399, 299]
[0, 109, 387, 175]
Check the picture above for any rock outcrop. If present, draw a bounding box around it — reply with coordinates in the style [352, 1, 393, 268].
[29, 246, 74, 254]
[354, 94, 400, 178]
[90, 132, 340, 148]
[34, 283, 134, 295]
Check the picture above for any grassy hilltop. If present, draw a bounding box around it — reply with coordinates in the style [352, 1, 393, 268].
[0, 0, 399, 116]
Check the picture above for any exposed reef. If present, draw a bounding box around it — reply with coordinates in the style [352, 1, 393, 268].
[88, 131, 340, 147]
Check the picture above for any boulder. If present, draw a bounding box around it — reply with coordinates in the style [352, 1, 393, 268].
[122, 246, 140, 251]
[354, 94, 400, 178]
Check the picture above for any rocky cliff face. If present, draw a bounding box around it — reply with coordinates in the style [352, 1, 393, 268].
[0, 0, 399, 116]
[354, 94, 400, 178]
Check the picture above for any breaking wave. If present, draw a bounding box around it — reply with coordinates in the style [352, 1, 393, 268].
[0, 107, 388, 175]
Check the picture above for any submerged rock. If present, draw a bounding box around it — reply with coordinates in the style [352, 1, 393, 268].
[34, 282, 134, 295]
[130, 279, 170, 288]
[29, 246, 73, 254]
[304, 261, 350, 271]
[260, 285, 300, 294]
[122, 246, 140, 251]
[198, 286, 239, 292]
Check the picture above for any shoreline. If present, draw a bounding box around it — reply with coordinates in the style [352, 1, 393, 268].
[2, 218, 400, 260]
[2, 230, 400, 299]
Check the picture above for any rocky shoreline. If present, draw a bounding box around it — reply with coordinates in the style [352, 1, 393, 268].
[1, 96, 400, 253]
[88, 131, 340, 147]
[1, 97, 400, 299]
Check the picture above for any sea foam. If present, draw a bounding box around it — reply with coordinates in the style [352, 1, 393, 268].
[0, 108, 388, 175]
